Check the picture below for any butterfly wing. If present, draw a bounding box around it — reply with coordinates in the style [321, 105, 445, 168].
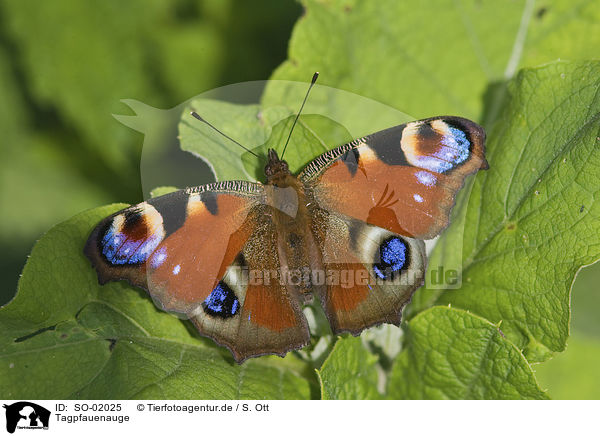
[85, 181, 309, 362]
[300, 116, 487, 239]
[188, 203, 310, 362]
[309, 207, 426, 334]
[301, 116, 486, 333]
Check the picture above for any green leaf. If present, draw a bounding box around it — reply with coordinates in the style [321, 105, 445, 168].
[178, 100, 293, 181]
[410, 61, 600, 362]
[264, 0, 600, 126]
[317, 336, 382, 399]
[241, 115, 336, 179]
[388, 307, 547, 399]
[179, 100, 350, 182]
[263, 80, 414, 145]
[0, 206, 313, 399]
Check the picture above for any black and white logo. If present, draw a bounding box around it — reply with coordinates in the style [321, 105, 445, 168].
[3, 402, 50, 433]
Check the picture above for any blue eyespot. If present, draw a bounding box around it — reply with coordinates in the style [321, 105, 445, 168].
[101, 222, 161, 265]
[373, 237, 408, 280]
[203, 281, 240, 318]
[441, 126, 470, 163]
[415, 125, 471, 173]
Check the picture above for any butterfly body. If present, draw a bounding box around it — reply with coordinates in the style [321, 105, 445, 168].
[252, 150, 316, 310]
[85, 115, 487, 362]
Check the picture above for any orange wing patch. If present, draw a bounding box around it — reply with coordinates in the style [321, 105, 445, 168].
[314, 158, 455, 238]
[325, 261, 370, 313]
[242, 282, 299, 332]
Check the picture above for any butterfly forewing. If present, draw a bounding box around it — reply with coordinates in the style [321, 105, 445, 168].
[300, 116, 487, 239]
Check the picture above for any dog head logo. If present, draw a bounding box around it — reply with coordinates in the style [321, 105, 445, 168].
[3, 402, 50, 433]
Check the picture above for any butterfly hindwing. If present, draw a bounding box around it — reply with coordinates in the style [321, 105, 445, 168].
[189, 204, 310, 362]
[309, 207, 426, 334]
[85, 181, 309, 362]
[301, 116, 487, 239]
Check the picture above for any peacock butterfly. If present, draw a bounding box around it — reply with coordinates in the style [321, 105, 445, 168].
[84, 73, 487, 362]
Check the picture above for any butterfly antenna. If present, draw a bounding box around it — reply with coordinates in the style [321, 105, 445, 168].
[190, 111, 259, 158]
[280, 72, 319, 159]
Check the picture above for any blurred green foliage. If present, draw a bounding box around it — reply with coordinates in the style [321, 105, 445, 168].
[0, 0, 301, 305]
[535, 261, 600, 399]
